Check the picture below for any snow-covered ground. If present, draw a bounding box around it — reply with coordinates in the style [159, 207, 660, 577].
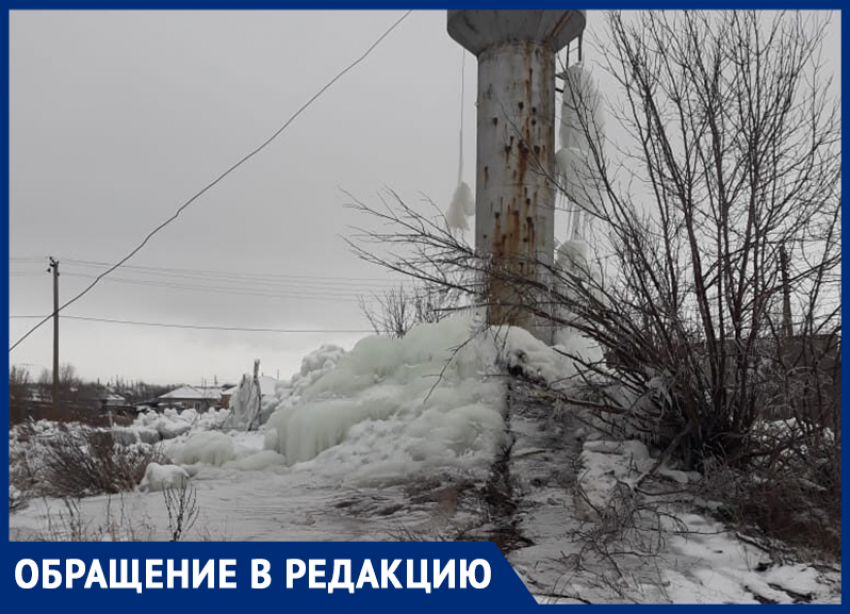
[8, 314, 841, 603]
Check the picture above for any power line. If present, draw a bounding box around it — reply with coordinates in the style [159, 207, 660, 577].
[13, 256, 413, 286]
[59, 272, 366, 301]
[58, 259, 411, 288]
[9, 10, 413, 353]
[10, 314, 377, 334]
[14, 267, 429, 303]
[12, 260, 416, 295]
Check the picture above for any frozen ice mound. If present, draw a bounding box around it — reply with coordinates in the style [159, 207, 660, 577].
[264, 314, 508, 480]
[263, 314, 599, 483]
[172, 431, 236, 466]
[139, 462, 190, 492]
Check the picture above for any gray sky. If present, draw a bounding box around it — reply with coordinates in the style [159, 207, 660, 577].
[10, 10, 478, 385]
[9, 10, 840, 386]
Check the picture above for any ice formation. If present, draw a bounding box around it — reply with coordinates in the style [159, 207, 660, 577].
[261, 314, 599, 482]
[557, 62, 605, 241]
[171, 431, 236, 466]
[264, 315, 503, 477]
[559, 63, 605, 152]
[446, 181, 474, 234]
[259, 344, 346, 424]
[139, 462, 190, 493]
[228, 372, 261, 429]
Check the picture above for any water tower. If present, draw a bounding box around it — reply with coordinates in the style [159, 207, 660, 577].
[447, 10, 586, 343]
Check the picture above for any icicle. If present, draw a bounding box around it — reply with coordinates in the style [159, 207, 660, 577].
[559, 62, 604, 153]
[556, 61, 605, 241]
[447, 50, 474, 236]
[446, 181, 472, 232]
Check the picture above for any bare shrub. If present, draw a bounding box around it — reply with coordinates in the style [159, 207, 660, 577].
[41, 429, 165, 498]
[553, 477, 687, 603]
[31, 494, 156, 542]
[163, 480, 200, 542]
[702, 418, 841, 560]
[358, 280, 462, 339]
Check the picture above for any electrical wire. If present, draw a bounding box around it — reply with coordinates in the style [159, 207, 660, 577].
[58, 258, 411, 287]
[58, 272, 366, 301]
[9, 10, 413, 353]
[10, 314, 376, 334]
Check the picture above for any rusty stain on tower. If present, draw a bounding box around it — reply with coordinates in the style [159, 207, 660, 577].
[447, 10, 586, 342]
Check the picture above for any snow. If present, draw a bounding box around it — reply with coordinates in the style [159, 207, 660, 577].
[258, 344, 346, 425]
[8, 318, 840, 604]
[224, 450, 287, 472]
[257, 315, 605, 487]
[577, 439, 653, 511]
[170, 431, 236, 466]
[511, 420, 840, 604]
[499, 323, 601, 387]
[658, 519, 839, 604]
[760, 564, 828, 598]
[139, 463, 190, 493]
[154, 416, 193, 439]
[132, 406, 230, 434]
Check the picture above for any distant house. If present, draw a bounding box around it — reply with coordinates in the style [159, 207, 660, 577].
[100, 393, 127, 407]
[26, 385, 51, 403]
[98, 392, 134, 414]
[157, 385, 224, 412]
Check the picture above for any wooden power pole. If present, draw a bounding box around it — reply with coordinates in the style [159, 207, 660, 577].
[779, 245, 793, 338]
[48, 257, 59, 412]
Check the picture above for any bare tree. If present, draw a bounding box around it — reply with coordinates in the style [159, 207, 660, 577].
[58, 363, 78, 389]
[359, 283, 461, 339]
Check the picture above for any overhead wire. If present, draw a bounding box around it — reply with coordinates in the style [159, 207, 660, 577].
[9, 10, 413, 352]
[9, 314, 377, 334]
[58, 271, 367, 301]
[57, 258, 412, 287]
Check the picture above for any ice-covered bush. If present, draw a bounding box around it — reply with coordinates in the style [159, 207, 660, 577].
[171, 431, 235, 466]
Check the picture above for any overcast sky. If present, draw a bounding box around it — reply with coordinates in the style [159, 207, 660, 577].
[9, 10, 840, 386]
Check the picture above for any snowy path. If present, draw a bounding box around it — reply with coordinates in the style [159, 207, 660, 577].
[496, 379, 841, 604]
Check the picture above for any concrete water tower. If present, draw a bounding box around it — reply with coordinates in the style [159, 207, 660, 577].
[447, 10, 586, 343]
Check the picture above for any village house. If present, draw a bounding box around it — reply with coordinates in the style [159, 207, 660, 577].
[156, 385, 224, 412]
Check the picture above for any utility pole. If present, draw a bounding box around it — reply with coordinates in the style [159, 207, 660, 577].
[780, 245, 794, 338]
[48, 257, 59, 413]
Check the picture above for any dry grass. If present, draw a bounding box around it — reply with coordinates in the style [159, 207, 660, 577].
[39, 429, 167, 499]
